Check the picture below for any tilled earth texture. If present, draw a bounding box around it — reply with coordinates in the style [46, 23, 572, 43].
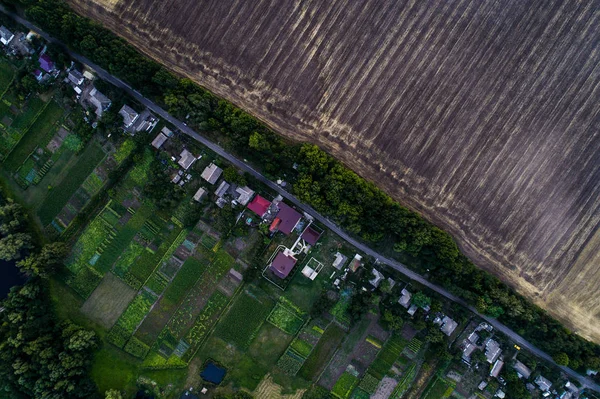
[70, 0, 600, 342]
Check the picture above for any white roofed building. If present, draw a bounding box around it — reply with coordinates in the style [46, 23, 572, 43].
[201, 163, 222, 184]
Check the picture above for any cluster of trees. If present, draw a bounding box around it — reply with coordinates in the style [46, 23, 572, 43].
[0, 198, 32, 261]
[10, 0, 600, 372]
[0, 280, 98, 398]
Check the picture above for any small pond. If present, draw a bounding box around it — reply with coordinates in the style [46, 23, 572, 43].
[200, 361, 226, 384]
[0, 259, 27, 300]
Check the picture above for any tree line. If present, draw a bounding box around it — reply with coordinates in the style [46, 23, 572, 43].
[6, 0, 600, 373]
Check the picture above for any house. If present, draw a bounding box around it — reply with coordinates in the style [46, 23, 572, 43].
[407, 304, 418, 316]
[88, 87, 111, 117]
[193, 187, 206, 202]
[398, 288, 412, 308]
[33, 69, 43, 82]
[369, 268, 384, 288]
[269, 248, 297, 279]
[484, 338, 502, 363]
[535, 375, 552, 392]
[349, 254, 363, 272]
[201, 163, 222, 184]
[270, 202, 302, 235]
[494, 389, 505, 398]
[490, 359, 504, 378]
[247, 195, 271, 217]
[215, 181, 230, 198]
[513, 360, 532, 379]
[301, 264, 319, 280]
[133, 110, 157, 132]
[332, 252, 348, 270]
[440, 316, 458, 336]
[467, 331, 479, 344]
[38, 53, 55, 73]
[301, 225, 322, 245]
[565, 381, 578, 394]
[178, 149, 197, 170]
[68, 69, 84, 86]
[0, 26, 15, 46]
[462, 343, 477, 362]
[151, 132, 169, 149]
[119, 105, 139, 128]
[234, 186, 254, 206]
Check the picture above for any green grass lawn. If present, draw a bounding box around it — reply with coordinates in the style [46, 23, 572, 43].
[213, 287, 274, 351]
[37, 141, 105, 225]
[164, 257, 206, 303]
[421, 376, 453, 399]
[4, 100, 63, 170]
[80, 273, 137, 329]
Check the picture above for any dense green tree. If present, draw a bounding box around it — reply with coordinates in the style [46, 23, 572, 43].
[17, 242, 67, 277]
[381, 309, 404, 332]
[105, 389, 123, 399]
[553, 352, 569, 366]
[412, 292, 431, 309]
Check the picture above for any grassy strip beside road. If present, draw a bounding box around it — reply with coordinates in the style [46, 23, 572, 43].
[37, 142, 105, 224]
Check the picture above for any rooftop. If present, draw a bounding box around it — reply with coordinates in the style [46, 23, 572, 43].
[490, 359, 504, 378]
[440, 316, 458, 336]
[484, 338, 502, 363]
[535, 376, 552, 392]
[151, 132, 168, 149]
[274, 202, 302, 235]
[68, 69, 84, 85]
[332, 252, 347, 270]
[119, 105, 139, 128]
[247, 195, 271, 217]
[179, 149, 197, 170]
[234, 186, 254, 206]
[369, 268, 384, 288]
[301, 225, 321, 245]
[513, 360, 532, 379]
[349, 254, 363, 272]
[398, 288, 412, 308]
[193, 187, 206, 202]
[38, 53, 55, 73]
[270, 249, 297, 279]
[215, 181, 230, 198]
[201, 162, 222, 184]
[0, 26, 14, 45]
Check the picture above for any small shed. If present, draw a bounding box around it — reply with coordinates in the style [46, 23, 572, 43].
[193, 187, 206, 202]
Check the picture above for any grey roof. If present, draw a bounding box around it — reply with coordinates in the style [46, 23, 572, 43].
[89, 88, 111, 115]
[440, 316, 458, 336]
[0, 26, 14, 44]
[68, 70, 84, 85]
[398, 288, 412, 308]
[369, 268, 384, 287]
[535, 375, 552, 391]
[178, 149, 197, 170]
[215, 181, 230, 197]
[201, 163, 222, 184]
[490, 359, 504, 378]
[161, 126, 173, 136]
[234, 186, 255, 205]
[151, 132, 168, 149]
[193, 187, 206, 202]
[513, 360, 532, 379]
[119, 105, 139, 127]
[484, 338, 502, 363]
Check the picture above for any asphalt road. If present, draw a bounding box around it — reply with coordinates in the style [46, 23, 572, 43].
[3, 7, 598, 393]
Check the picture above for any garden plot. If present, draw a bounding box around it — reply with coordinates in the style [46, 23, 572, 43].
[420, 375, 454, 399]
[135, 257, 206, 345]
[0, 95, 46, 160]
[389, 362, 418, 398]
[80, 272, 137, 328]
[213, 285, 274, 351]
[368, 335, 408, 380]
[267, 298, 305, 335]
[331, 372, 359, 399]
[277, 319, 327, 376]
[38, 141, 106, 225]
[402, 337, 423, 359]
[107, 289, 158, 348]
[298, 323, 345, 381]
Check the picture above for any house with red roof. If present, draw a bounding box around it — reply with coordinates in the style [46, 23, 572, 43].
[247, 195, 271, 217]
[301, 225, 322, 245]
[269, 248, 297, 279]
[269, 202, 302, 235]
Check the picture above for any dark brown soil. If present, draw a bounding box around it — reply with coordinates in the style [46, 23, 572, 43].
[68, 0, 600, 342]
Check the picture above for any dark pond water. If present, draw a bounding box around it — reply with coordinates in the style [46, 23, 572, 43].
[0, 259, 27, 300]
[200, 361, 226, 384]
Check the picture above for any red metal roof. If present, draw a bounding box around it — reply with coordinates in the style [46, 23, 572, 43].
[270, 250, 297, 279]
[275, 202, 302, 235]
[301, 226, 321, 245]
[247, 195, 271, 217]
